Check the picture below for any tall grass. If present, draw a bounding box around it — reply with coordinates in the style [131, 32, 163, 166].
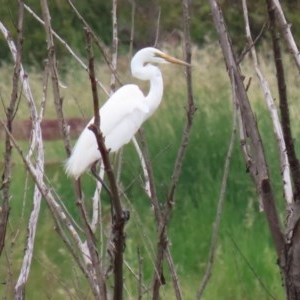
[1, 43, 299, 299]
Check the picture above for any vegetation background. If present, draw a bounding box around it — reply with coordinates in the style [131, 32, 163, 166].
[1, 0, 300, 299]
[1, 0, 300, 66]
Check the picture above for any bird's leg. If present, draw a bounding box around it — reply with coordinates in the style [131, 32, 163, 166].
[90, 161, 112, 195]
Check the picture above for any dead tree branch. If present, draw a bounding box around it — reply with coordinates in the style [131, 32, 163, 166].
[0, 21, 103, 293]
[267, 0, 300, 297]
[242, 0, 293, 208]
[270, 0, 300, 73]
[67, 0, 122, 86]
[85, 28, 126, 300]
[209, 0, 285, 272]
[152, 0, 195, 298]
[24, 4, 110, 96]
[0, 0, 24, 257]
[267, 0, 300, 203]
[40, 0, 72, 157]
[0, 121, 102, 298]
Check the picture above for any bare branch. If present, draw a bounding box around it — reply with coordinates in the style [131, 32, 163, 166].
[0, 120, 104, 297]
[67, 0, 122, 86]
[152, 0, 195, 298]
[271, 0, 300, 73]
[0, 0, 24, 257]
[85, 28, 126, 300]
[267, 1, 300, 297]
[111, 0, 118, 92]
[209, 0, 285, 263]
[132, 137, 151, 198]
[242, 0, 293, 208]
[137, 128, 161, 220]
[91, 165, 105, 231]
[129, 0, 136, 57]
[40, 0, 72, 157]
[0, 22, 101, 289]
[137, 247, 143, 300]
[237, 21, 267, 65]
[167, 0, 196, 208]
[267, 0, 300, 204]
[154, 7, 161, 47]
[24, 4, 110, 96]
[197, 81, 237, 299]
[165, 247, 182, 300]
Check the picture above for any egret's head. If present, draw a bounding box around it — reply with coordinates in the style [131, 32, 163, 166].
[152, 48, 190, 66]
[131, 47, 190, 80]
[131, 47, 190, 68]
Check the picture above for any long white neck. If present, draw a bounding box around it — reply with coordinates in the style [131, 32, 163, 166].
[131, 60, 164, 120]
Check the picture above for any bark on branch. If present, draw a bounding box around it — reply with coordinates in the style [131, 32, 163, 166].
[267, 0, 300, 297]
[152, 0, 195, 298]
[85, 28, 126, 300]
[0, 0, 23, 257]
[209, 0, 285, 268]
[242, 0, 293, 208]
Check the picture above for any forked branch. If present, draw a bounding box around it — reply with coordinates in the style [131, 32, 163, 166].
[85, 28, 126, 300]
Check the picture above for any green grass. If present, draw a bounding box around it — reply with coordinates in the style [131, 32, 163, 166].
[1, 44, 299, 299]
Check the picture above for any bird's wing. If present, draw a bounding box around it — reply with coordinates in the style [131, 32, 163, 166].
[65, 84, 149, 179]
[98, 84, 149, 135]
[97, 84, 150, 152]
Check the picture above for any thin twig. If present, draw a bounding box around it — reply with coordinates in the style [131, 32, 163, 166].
[129, 0, 136, 57]
[90, 165, 105, 232]
[40, 0, 72, 157]
[271, 0, 300, 73]
[137, 127, 162, 219]
[165, 247, 182, 300]
[196, 80, 237, 299]
[137, 247, 143, 300]
[154, 7, 161, 47]
[111, 0, 118, 93]
[152, 0, 195, 298]
[67, 0, 122, 86]
[23, 4, 110, 96]
[228, 234, 277, 300]
[237, 21, 267, 64]
[132, 137, 151, 198]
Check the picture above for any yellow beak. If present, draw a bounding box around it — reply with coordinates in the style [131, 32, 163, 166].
[155, 51, 191, 67]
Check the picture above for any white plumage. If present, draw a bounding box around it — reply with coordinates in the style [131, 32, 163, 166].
[65, 47, 189, 179]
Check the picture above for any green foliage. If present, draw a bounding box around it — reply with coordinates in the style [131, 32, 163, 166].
[1, 1, 300, 66]
[0, 0, 112, 66]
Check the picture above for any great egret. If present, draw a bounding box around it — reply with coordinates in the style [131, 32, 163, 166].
[65, 47, 189, 179]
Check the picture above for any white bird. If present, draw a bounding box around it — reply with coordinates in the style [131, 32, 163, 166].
[65, 47, 189, 179]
